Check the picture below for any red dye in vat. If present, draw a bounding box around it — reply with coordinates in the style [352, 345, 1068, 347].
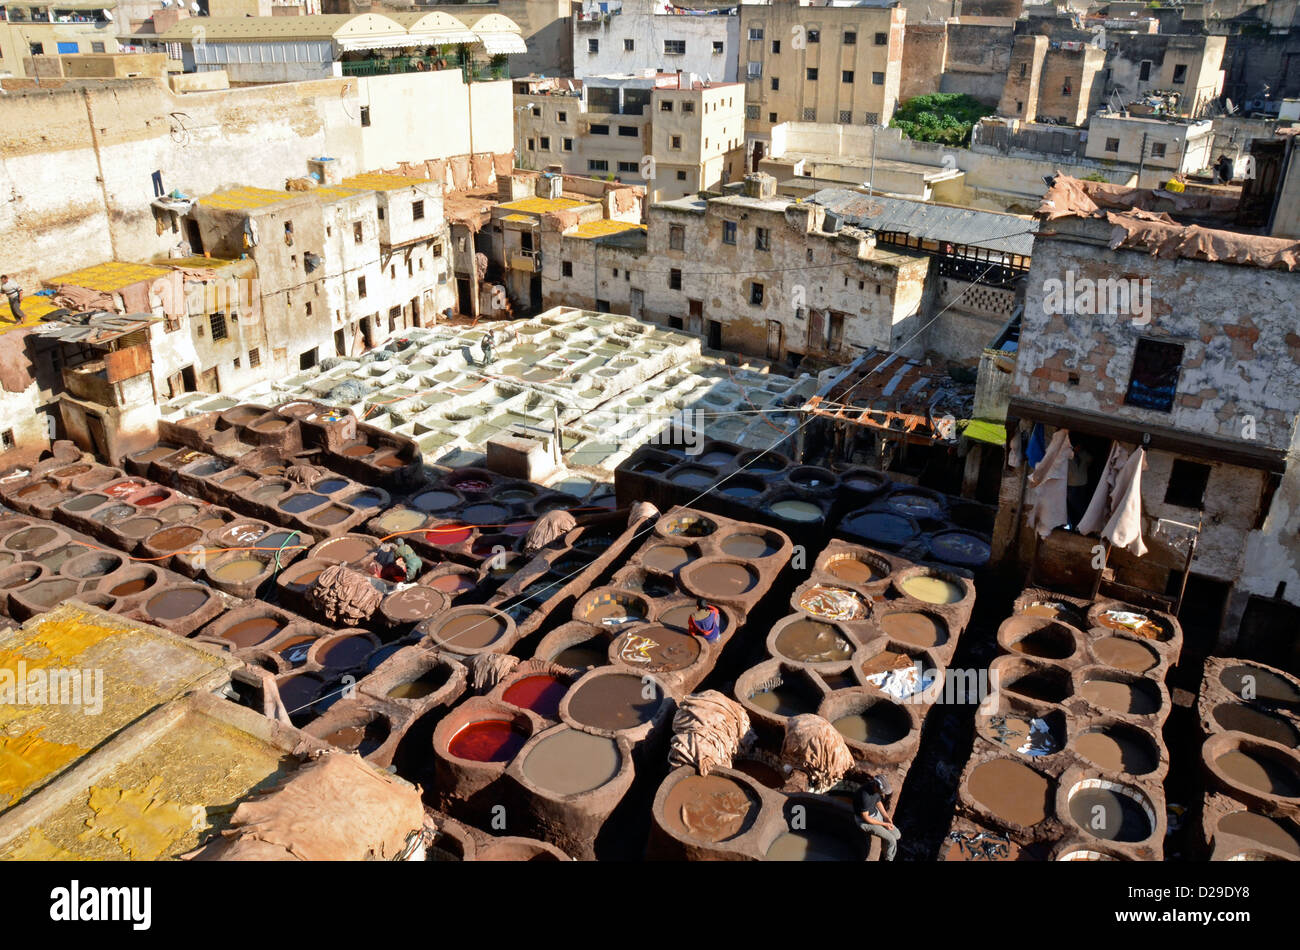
[134, 493, 168, 506]
[448, 719, 527, 762]
[452, 478, 490, 494]
[426, 523, 472, 546]
[502, 675, 567, 719]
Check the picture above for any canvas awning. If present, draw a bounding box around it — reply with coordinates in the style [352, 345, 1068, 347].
[476, 31, 527, 54]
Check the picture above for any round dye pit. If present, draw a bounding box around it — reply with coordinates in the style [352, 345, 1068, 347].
[376, 509, 428, 534]
[1092, 636, 1159, 673]
[448, 719, 528, 763]
[221, 617, 287, 649]
[347, 490, 386, 510]
[461, 503, 510, 525]
[720, 477, 765, 500]
[844, 511, 916, 546]
[720, 533, 777, 559]
[382, 586, 446, 624]
[315, 635, 375, 670]
[1074, 724, 1160, 775]
[1066, 780, 1154, 842]
[886, 491, 945, 521]
[0, 564, 42, 589]
[5, 526, 58, 551]
[425, 523, 472, 547]
[797, 585, 869, 621]
[313, 478, 349, 494]
[132, 491, 169, 507]
[1216, 811, 1300, 858]
[928, 530, 991, 568]
[502, 674, 568, 719]
[1005, 622, 1077, 661]
[428, 610, 509, 651]
[413, 490, 460, 513]
[386, 665, 451, 700]
[788, 466, 835, 489]
[309, 505, 352, 527]
[276, 635, 316, 667]
[767, 499, 823, 523]
[322, 717, 390, 756]
[1002, 665, 1072, 704]
[565, 673, 664, 732]
[340, 443, 375, 459]
[19, 578, 80, 608]
[278, 673, 327, 721]
[449, 475, 491, 494]
[899, 574, 965, 605]
[156, 504, 199, 525]
[313, 536, 376, 565]
[658, 514, 716, 538]
[1215, 749, 1300, 797]
[1220, 664, 1300, 708]
[1079, 674, 1161, 716]
[144, 587, 210, 621]
[670, 466, 718, 489]
[117, 518, 162, 540]
[764, 830, 860, 861]
[612, 625, 701, 672]
[581, 593, 648, 628]
[91, 505, 134, 526]
[427, 572, 476, 594]
[1211, 704, 1300, 747]
[521, 728, 620, 795]
[968, 758, 1052, 828]
[682, 560, 758, 598]
[662, 774, 759, 843]
[748, 678, 821, 718]
[281, 493, 328, 514]
[62, 493, 109, 513]
[107, 573, 156, 598]
[879, 611, 948, 649]
[209, 558, 270, 584]
[824, 554, 886, 586]
[832, 702, 911, 746]
[641, 544, 694, 574]
[61, 552, 122, 579]
[552, 640, 609, 671]
[774, 619, 854, 664]
[1094, 608, 1167, 641]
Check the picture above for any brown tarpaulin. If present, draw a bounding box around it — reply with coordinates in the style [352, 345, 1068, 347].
[186, 752, 426, 861]
[308, 564, 383, 625]
[781, 714, 855, 791]
[667, 690, 752, 776]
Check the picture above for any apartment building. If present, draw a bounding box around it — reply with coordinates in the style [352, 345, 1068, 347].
[573, 0, 739, 82]
[739, 0, 906, 165]
[1083, 113, 1216, 184]
[0, 2, 119, 77]
[515, 72, 746, 201]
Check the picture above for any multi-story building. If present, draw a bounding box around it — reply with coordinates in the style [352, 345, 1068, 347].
[572, 0, 739, 82]
[738, 0, 906, 167]
[514, 72, 745, 201]
[1083, 112, 1216, 184]
[0, 2, 119, 77]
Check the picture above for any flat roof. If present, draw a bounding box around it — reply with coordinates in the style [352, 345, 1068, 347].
[498, 196, 591, 215]
[45, 261, 172, 293]
[157, 13, 405, 43]
[569, 219, 647, 240]
[199, 185, 361, 212]
[809, 189, 1038, 257]
[341, 172, 432, 193]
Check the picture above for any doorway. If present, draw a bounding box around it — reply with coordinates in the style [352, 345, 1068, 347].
[707, 320, 722, 351]
[766, 319, 783, 361]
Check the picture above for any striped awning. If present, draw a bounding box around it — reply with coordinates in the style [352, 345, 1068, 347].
[476, 31, 527, 55]
[410, 28, 478, 46]
[337, 37, 421, 52]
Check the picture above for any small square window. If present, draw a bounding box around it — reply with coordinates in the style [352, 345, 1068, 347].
[749, 27, 764, 40]
[669, 268, 682, 290]
[661, 100, 674, 112]
[806, 67, 818, 81]
[618, 161, 638, 173]
[1172, 64, 1187, 84]
[723, 221, 737, 245]
[769, 112, 778, 123]
[0, 430, 12, 451]
[1151, 142, 1166, 158]
[750, 282, 764, 305]
[540, 136, 551, 149]
[872, 72, 885, 85]
[360, 106, 370, 127]
[91, 41, 105, 53]
[746, 104, 761, 120]
[624, 38, 635, 51]
[357, 276, 367, 298]
[803, 108, 816, 121]
[563, 138, 574, 151]
[1124, 338, 1183, 412]
[527, 138, 536, 151]
[670, 135, 682, 149]
[531, 106, 541, 117]
[842, 70, 854, 83]
[664, 40, 686, 56]
[354, 222, 363, 244]
[590, 124, 609, 135]
[562, 260, 573, 277]
[588, 38, 599, 53]
[676, 170, 687, 181]
[839, 110, 852, 123]
[1105, 137, 1120, 152]
[682, 101, 694, 113]
[558, 111, 568, 122]
[713, 41, 724, 54]
[875, 32, 888, 45]
[233, 356, 241, 369]
[771, 39, 781, 54]
[747, 61, 763, 80]
[844, 31, 856, 45]
[412, 199, 424, 220]
[619, 125, 639, 136]
[771, 77, 780, 90]
[1165, 460, 1211, 510]
[755, 227, 770, 251]
[807, 29, 820, 43]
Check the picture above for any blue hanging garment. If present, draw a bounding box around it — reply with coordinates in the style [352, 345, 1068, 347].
[1025, 423, 1047, 469]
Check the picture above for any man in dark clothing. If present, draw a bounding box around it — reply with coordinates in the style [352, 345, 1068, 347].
[856, 775, 901, 861]
[687, 597, 721, 643]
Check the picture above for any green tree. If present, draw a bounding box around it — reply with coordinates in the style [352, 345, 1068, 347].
[888, 93, 996, 147]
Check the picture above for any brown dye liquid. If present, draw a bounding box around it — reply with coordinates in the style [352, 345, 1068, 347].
[691, 562, 755, 596]
[1093, 636, 1158, 673]
[832, 707, 909, 745]
[210, 558, 268, 583]
[118, 518, 162, 539]
[860, 650, 914, 678]
[146, 588, 209, 620]
[109, 577, 152, 597]
[148, 525, 203, 552]
[1217, 811, 1300, 857]
[661, 774, 756, 842]
[613, 626, 699, 672]
[880, 612, 945, 648]
[588, 600, 645, 625]
[375, 454, 404, 470]
[428, 573, 475, 593]
[310, 505, 351, 526]
[749, 682, 817, 717]
[1080, 679, 1159, 715]
[157, 504, 199, 524]
[317, 537, 374, 563]
[286, 568, 323, 592]
[968, 758, 1051, 827]
[1213, 705, 1300, 747]
[521, 729, 620, 795]
[1216, 750, 1300, 797]
[553, 642, 607, 670]
[1220, 665, 1300, 706]
[341, 444, 374, 458]
[318, 636, 374, 670]
[436, 612, 507, 649]
[764, 830, 858, 861]
[323, 719, 389, 756]
[384, 587, 444, 622]
[1075, 730, 1157, 774]
[566, 673, 661, 731]
[6, 527, 56, 550]
[222, 617, 285, 648]
[642, 545, 692, 573]
[1067, 787, 1152, 842]
[221, 475, 256, 491]
[721, 534, 775, 559]
[828, 558, 881, 584]
[775, 620, 853, 663]
[387, 666, 451, 700]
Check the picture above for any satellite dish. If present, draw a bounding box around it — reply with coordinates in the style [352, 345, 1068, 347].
[102, 8, 113, 18]
[190, 2, 199, 11]
[1225, 98, 1237, 115]
[161, 0, 171, 7]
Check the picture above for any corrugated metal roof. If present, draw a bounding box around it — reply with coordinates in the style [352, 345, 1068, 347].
[808, 189, 1038, 257]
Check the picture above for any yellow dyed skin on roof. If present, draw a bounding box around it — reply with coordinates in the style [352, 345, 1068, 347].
[200, 185, 362, 212]
[45, 261, 171, 293]
[0, 729, 85, 808]
[499, 196, 589, 214]
[0, 293, 58, 336]
[570, 219, 647, 239]
[80, 776, 202, 860]
[342, 173, 433, 192]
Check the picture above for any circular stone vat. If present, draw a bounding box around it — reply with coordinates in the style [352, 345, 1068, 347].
[564, 671, 666, 733]
[578, 590, 649, 628]
[894, 569, 967, 605]
[422, 607, 512, 653]
[736, 449, 788, 474]
[346, 489, 387, 511]
[719, 530, 782, 560]
[829, 696, 912, 747]
[1074, 722, 1161, 775]
[680, 559, 759, 599]
[425, 522, 472, 547]
[661, 773, 760, 843]
[1091, 635, 1160, 673]
[105, 567, 159, 599]
[999, 618, 1078, 661]
[312, 534, 377, 565]
[611, 625, 700, 673]
[382, 586, 447, 625]
[520, 727, 621, 795]
[657, 513, 716, 538]
[460, 503, 510, 526]
[1214, 746, 1300, 798]
[278, 673, 329, 724]
[60, 551, 123, 579]
[1078, 670, 1161, 716]
[797, 584, 869, 621]
[1000, 660, 1072, 704]
[139, 525, 203, 555]
[313, 633, 377, 671]
[90, 505, 134, 527]
[501, 674, 569, 718]
[143, 586, 211, 622]
[426, 570, 477, 595]
[878, 610, 948, 649]
[551, 636, 610, 671]
[968, 757, 1053, 828]
[281, 492, 328, 514]
[447, 718, 529, 763]
[885, 489, 946, 521]
[61, 493, 109, 513]
[156, 504, 200, 525]
[4, 526, 59, 551]
[641, 544, 694, 574]
[318, 711, 391, 757]
[766, 497, 824, 524]
[412, 490, 461, 513]
[669, 465, 719, 489]
[928, 529, 992, 568]
[447, 472, 493, 494]
[1065, 778, 1156, 843]
[1090, 605, 1171, 642]
[1211, 703, 1300, 747]
[117, 517, 163, 540]
[719, 475, 766, 500]
[787, 465, 837, 490]
[209, 556, 271, 585]
[1219, 664, 1300, 709]
[218, 615, 289, 649]
[374, 508, 429, 535]
[772, 617, 854, 665]
[385, 663, 452, 700]
[746, 670, 823, 719]
[823, 550, 890, 586]
[17, 578, 80, 609]
[1018, 598, 1087, 627]
[978, 706, 1066, 757]
[843, 510, 919, 548]
[1215, 811, 1300, 858]
[0, 563, 43, 589]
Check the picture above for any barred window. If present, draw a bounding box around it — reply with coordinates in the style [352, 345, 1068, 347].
[746, 104, 760, 119]
[249, 347, 261, 368]
[803, 108, 816, 121]
[864, 111, 879, 125]
[839, 110, 852, 123]
[209, 313, 227, 341]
